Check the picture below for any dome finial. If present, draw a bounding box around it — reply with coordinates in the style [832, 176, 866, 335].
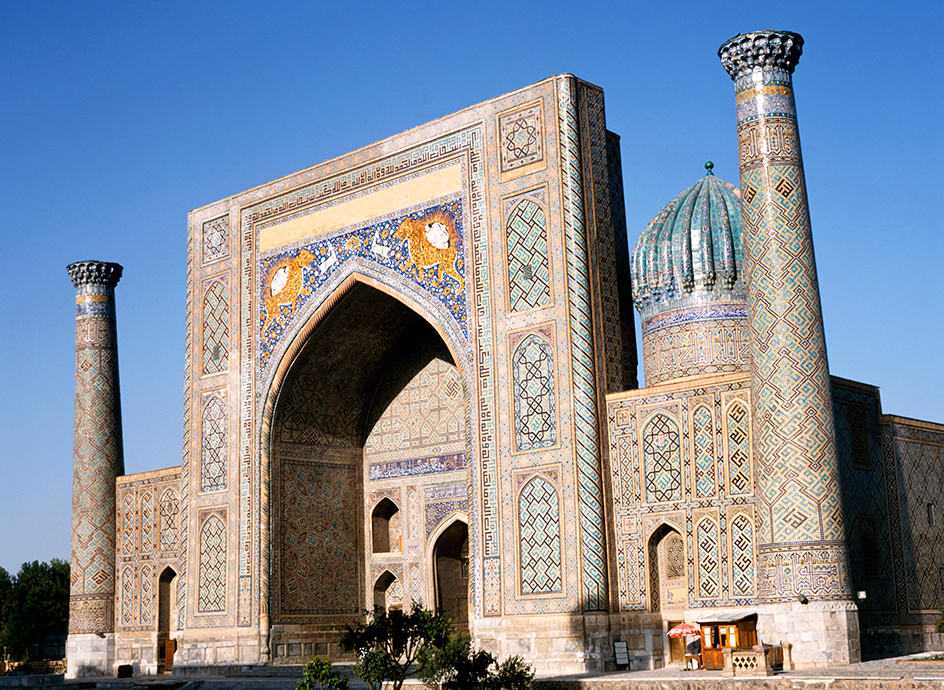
[705, 161, 714, 176]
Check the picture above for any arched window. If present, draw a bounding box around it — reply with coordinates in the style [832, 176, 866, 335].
[372, 498, 400, 553]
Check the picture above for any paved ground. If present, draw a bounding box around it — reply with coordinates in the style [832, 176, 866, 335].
[13, 653, 942, 689]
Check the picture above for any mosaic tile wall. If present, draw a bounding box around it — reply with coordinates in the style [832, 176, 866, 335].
[606, 374, 758, 613]
[67, 261, 124, 635]
[175, 74, 636, 642]
[114, 469, 181, 632]
[721, 31, 849, 602]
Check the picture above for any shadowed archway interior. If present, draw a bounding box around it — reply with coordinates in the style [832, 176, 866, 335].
[270, 282, 459, 629]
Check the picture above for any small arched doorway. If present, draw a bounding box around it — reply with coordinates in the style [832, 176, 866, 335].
[431, 519, 469, 632]
[648, 524, 688, 665]
[372, 498, 401, 554]
[157, 566, 177, 673]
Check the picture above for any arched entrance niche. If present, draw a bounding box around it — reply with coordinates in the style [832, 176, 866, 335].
[157, 566, 177, 673]
[262, 276, 471, 651]
[647, 523, 688, 613]
[428, 516, 469, 633]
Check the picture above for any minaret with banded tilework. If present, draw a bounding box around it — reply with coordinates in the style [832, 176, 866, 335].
[66, 260, 124, 677]
[719, 31, 860, 666]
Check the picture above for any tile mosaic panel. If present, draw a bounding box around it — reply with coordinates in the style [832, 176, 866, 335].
[202, 214, 230, 265]
[200, 392, 227, 492]
[517, 473, 563, 596]
[201, 276, 229, 376]
[257, 199, 466, 379]
[498, 100, 545, 177]
[510, 331, 557, 452]
[728, 51, 848, 602]
[559, 75, 607, 611]
[503, 190, 551, 312]
[278, 459, 359, 619]
[198, 512, 226, 613]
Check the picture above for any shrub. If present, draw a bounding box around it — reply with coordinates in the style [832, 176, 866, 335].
[296, 657, 349, 690]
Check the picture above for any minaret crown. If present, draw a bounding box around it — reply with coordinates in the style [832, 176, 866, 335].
[718, 30, 803, 80]
[67, 260, 123, 289]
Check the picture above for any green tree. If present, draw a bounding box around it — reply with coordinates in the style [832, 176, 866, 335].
[0, 567, 12, 649]
[338, 601, 451, 690]
[0, 560, 70, 660]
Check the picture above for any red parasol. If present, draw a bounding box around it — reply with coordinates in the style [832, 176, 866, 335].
[667, 622, 700, 638]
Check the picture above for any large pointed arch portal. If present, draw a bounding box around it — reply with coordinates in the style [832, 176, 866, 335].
[264, 279, 469, 645]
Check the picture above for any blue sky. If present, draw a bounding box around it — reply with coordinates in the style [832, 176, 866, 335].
[1, 1, 941, 574]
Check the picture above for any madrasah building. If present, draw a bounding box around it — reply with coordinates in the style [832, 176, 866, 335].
[65, 30, 944, 678]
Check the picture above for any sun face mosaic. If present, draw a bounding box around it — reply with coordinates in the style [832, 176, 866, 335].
[257, 199, 466, 376]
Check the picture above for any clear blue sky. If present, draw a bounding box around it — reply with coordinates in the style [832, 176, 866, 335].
[1, 1, 941, 575]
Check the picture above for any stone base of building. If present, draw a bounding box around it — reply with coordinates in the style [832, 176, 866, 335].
[170, 628, 265, 673]
[472, 612, 663, 676]
[756, 600, 860, 668]
[66, 633, 115, 678]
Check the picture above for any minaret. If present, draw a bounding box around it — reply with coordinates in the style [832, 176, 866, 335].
[66, 260, 124, 677]
[719, 32, 859, 666]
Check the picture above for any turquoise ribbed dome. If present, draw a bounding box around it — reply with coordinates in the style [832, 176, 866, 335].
[632, 164, 744, 320]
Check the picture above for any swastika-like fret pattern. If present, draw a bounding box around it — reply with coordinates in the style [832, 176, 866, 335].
[120, 566, 135, 626]
[726, 44, 849, 601]
[512, 334, 557, 451]
[697, 518, 720, 598]
[727, 402, 751, 495]
[198, 514, 226, 613]
[693, 405, 716, 498]
[140, 563, 153, 627]
[505, 197, 551, 312]
[518, 476, 562, 595]
[643, 414, 683, 504]
[201, 395, 227, 491]
[122, 493, 136, 555]
[202, 278, 229, 375]
[140, 491, 154, 555]
[730, 513, 755, 597]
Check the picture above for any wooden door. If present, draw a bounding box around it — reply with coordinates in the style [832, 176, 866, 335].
[164, 639, 176, 672]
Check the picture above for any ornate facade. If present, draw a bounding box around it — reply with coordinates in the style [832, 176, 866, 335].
[67, 31, 943, 678]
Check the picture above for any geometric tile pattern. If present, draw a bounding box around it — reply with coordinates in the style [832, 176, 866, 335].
[121, 566, 135, 626]
[692, 405, 716, 499]
[363, 350, 466, 461]
[641, 305, 751, 386]
[159, 487, 180, 552]
[141, 491, 154, 555]
[140, 563, 153, 627]
[511, 333, 557, 452]
[202, 277, 229, 376]
[505, 195, 551, 312]
[607, 377, 757, 613]
[725, 43, 849, 601]
[726, 401, 751, 496]
[729, 513, 754, 598]
[201, 394, 227, 492]
[198, 513, 226, 613]
[498, 100, 544, 176]
[643, 414, 683, 504]
[67, 261, 123, 634]
[202, 214, 230, 265]
[122, 493, 136, 555]
[696, 517, 720, 598]
[277, 460, 358, 619]
[518, 475, 562, 595]
[559, 76, 607, 611]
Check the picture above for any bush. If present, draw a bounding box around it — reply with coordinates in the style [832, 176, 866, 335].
[416, 631, 534, 690]
[936, 609, 944, 634]
[296, 657, 349, 690]
[338, 601, 451, 690]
